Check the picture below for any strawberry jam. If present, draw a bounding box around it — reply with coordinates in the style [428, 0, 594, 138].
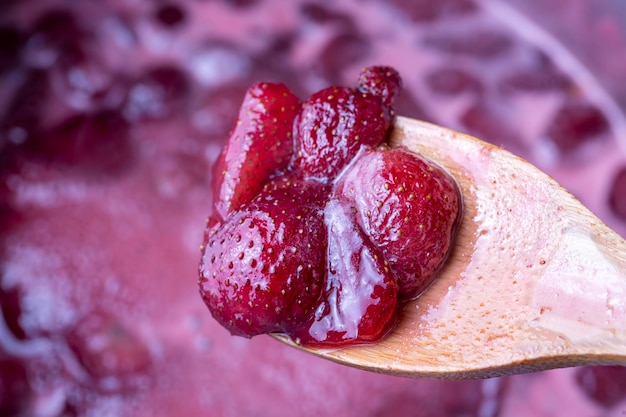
[1, 0, 626, 416]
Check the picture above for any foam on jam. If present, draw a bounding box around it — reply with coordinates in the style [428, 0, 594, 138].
[1, 0, 626, 416]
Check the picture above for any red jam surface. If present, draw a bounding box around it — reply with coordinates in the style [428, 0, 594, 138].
[1, 0, 626, 416]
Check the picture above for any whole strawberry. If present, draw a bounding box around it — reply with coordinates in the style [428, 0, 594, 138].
[199, 176, 330, 337]
[211, 82, 300, 220]
[356, 66, 403, 116]
[335, 147, 462, 299]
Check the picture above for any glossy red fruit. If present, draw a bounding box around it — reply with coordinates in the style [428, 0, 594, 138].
[201, 67, 463, 347]
[336, 147, 462, 299]
[211, 82, 300, 219]
[296, 199, 398, 346]
[356, 66, 403, 113]
[199, 176, 329, 337]
[292, 85, 390, 182]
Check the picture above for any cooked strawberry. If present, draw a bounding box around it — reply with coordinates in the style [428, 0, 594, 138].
[200, 66, 463, 346]
[295, 199, 398, 346]
[0, 358, 30, 416]
[335, 147, 462, 299]
[66, 310, 152, 380]
[32, 109, 133, 175]
[356, 66, 403, 114]
[211, 82, 300, 220]
[199, 175, 330, 337]
[292, 83, 392, 182]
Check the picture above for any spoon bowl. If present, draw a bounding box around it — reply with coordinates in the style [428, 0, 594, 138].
[274, 116, 626, 379]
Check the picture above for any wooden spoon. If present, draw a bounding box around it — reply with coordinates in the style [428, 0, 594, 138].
[274, 116, 626, 379]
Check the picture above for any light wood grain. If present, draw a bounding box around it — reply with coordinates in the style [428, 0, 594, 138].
[274, 116, 626, 379]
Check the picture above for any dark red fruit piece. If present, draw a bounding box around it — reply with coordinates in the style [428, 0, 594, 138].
[0, 187, 24, 241]
[262, 32, 296, 61]
[314, 31, 369, 83]
[296, 199, 398, 346]
[1, 69, 49, 149]
[426, 68, 482, 95]
[32, 109, 133, 174]
[424, 31, 513, 59]
[300, 3, 351, 25]
[500, 69, 570, 93]
[546, 103, 609, 154]
[25, 9, 85, 68]
[66, 311, 152, 379]
[0, 284, 26, 340]
[499, 51, 571, 93]
[609, 166, 626, 220]
[31, 9, 81, 44]
[26, 10, 109, 110]
[50, 44, 123, 111]
[124, 66, 191, 120]
[212, 82, 300, 219]
[336, 147, 462, 299]
[199, 176, 329, 337]
[0, 25, 23, 74]
[357, 66, 403, 114]
[389, 0, 476, 22]
[460, 102, 523, 154]
[371, 379, 497, 417]
[221, 0, 258, 8]
[575, 366, 626, 408]
[292, 85, 390, 181]
[154, 3, 187, 28]
[394, 90, 430, 122]
[0, 357, 30, 416]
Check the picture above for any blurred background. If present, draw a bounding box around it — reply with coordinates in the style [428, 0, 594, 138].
[1, 0, 625, 416]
